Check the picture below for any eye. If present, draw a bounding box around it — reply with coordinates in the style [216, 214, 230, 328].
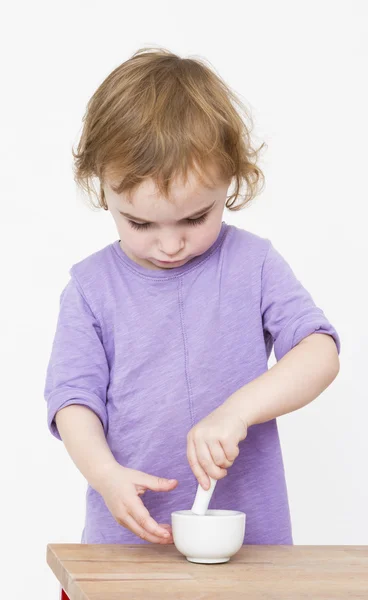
[127, 212, 208, 231]
[128, 221, 151, 231]
[187, 214, 208, 226]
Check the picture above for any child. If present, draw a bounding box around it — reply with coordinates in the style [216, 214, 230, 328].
[44, 47, 340, 547]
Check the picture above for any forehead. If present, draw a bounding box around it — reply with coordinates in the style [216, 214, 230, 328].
[105, 164, 225, 217]
[108, 164, 219, 201]
[135, 174, 214, 205]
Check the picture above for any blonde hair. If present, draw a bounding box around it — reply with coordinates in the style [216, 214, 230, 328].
[72, 46, 267, 211]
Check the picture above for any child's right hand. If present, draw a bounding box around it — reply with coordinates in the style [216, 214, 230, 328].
[96, 463, 178, 544]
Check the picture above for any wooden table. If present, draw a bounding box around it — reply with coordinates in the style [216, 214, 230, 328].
[47, 543, 368, 599]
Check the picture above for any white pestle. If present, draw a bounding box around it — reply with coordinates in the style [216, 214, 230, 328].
[191, 477, 217, 515]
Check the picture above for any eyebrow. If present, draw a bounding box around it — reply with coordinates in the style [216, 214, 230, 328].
[118, 199, 217, 224]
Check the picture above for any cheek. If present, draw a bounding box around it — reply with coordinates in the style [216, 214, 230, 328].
[191, 221, 221, 252]
[126, 230, 150, 254]
[117, 220, 146, 252]
[128, 229, 156, 258]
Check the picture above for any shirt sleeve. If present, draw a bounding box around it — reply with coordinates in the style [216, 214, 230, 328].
[261, 241, 341, 361]
[44, 274, 110, 440]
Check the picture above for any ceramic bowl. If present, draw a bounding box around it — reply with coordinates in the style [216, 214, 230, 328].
[171, 509, 246, 564]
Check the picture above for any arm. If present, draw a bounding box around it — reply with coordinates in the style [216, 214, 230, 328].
[187, 241, 341, 489]
[55, 404, 117, 494]
[47, 277, 177, 543]
[227, 332, 340, 427]
[187, 333, 340, 489]
[55, 404, 178, 543]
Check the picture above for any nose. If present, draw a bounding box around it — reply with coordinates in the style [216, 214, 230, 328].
[158, 231, 185, 258]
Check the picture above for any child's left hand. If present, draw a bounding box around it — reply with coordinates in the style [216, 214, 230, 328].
[186, 399, 248, 490]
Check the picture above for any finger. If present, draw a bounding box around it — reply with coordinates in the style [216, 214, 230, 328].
[130, 497, 171, 540]
[220, 439, 240, 463]
[122, 513, 172, 544]
[187, 437, 210, 489]
[159, 523, 173, 535]
[136, 473, 178, 493]
[208, 440, 233, 468]
[194, 439, 227, 481]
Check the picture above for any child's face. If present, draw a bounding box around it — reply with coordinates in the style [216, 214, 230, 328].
[103, 165, 230, 270]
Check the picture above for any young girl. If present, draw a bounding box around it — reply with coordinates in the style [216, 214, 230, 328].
[44, 47, 340, 547]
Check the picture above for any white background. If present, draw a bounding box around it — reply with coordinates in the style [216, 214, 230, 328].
[1, 1, 367, 598]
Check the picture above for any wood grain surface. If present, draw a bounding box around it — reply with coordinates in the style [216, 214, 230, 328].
[47, 543, 368, 599]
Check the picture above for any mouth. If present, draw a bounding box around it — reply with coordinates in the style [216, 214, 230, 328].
[155, 258, 187, 265]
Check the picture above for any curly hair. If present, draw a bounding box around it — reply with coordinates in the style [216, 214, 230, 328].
[72, 46, 267, 211]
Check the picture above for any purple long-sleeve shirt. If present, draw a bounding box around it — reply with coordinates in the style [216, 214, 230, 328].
[44, 222, 340, 545]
